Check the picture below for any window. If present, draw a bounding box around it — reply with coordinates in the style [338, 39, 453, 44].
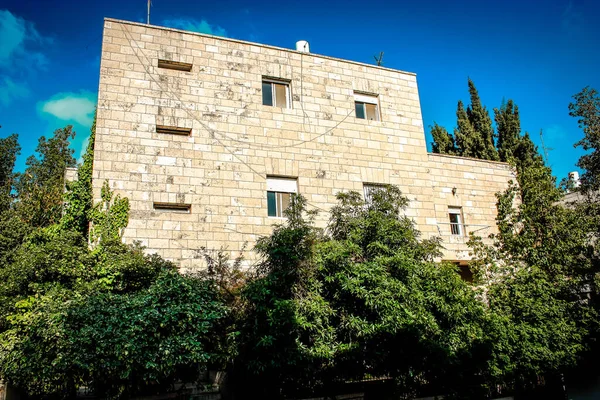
[363, 183, 386, 205]
[354, 92, 379, 121]
[262, 79, 290, 108]
[153, 202, 191, 213]
[156, 125, 192, 136]
[266, 177, 297, 217]
[157, 59, 193, 72]
[449, 261, 474, 282]
[448, 206, 464, 235]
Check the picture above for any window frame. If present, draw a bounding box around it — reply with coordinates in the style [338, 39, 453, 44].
[354, 92, 380, 121]
[266, 177, 298, 218]
[262, 78, 292, 109]
[448, 206, 464, 236]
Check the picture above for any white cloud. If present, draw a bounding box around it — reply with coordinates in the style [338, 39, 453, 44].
[0, 77, 29, 106]
[161, 18, 227, 37]
[0, 10, 50, 107]
[0, 9, 48, 69]
[40, 91, 97, 126]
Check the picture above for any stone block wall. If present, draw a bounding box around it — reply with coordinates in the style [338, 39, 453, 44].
[93, 18, 514, 270]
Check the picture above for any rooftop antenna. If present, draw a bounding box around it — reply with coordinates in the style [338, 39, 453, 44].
[374, 51, 384, 66]
[147, 0, 151, 24]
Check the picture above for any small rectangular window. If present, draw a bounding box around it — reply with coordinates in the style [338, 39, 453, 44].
[266, 177, 297, 217]
[153, 202, 191, 213]
[448, 206, 464, 235]
[157, 59, 193, 72]
[354, 92, 379, 121]
[363, 183, 386, 205]
[156, 125, 192, 136]
[262, 79, 291, 108]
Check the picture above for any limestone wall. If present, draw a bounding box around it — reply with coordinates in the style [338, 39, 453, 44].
[426, 153, 515, 261]
[93, 18, 513, 270]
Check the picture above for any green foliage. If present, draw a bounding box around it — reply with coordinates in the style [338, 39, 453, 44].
[89, 181, 130, 246]
[61, 113, 96, 236]
[0, 289, 77, 398]
[0, 271, 229, 399]
[466, 89, 599, 394]
[486, 267, 588, 386]
[0, 228, 91, 302]
[465, 78, 498, 160]
[0, 221, 229, 399]
[448, 79, 499, 160]
[15, 126, 76, 228]
[0, 134, 20, 213]
[68, 270, 228, 398]
[569, 87, 600, 191]
[0, 211, 31, 273]
[240, 187, 488, 398]
[495, 99, 521, 163]
[430, 122, 457, 154]
[0, 126, 231, 398]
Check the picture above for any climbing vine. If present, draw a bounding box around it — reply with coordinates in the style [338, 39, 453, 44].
[61, 112, 96, 236]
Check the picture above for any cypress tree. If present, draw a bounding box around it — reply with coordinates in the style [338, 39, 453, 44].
[495, 99, 521, 163]
[430, 123, 458, 154]
[454, 100, 485, 158]
[466, 78, 499, 160]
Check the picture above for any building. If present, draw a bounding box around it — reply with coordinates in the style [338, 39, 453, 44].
[92, 18, 514, 271]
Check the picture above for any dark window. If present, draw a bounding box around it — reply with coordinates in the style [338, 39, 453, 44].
[262, 80, 290, 108]
[267, 191, 293, 217]
[448, 207, 463, 235]
[266, 177, 297, 217]
[355, 102, 366, 119]
[354, 92, 379, 121]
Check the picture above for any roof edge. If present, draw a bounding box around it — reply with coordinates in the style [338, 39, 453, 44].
[103, 17, 417, 77]
[427, 152, 512, 167]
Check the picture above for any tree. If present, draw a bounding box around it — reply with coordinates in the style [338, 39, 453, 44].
[15, 126, 76, 227]
[465, 78, 498, 161]
[569, 87, 600, 192]
[0, 134, 20, 213]
[433, 79, 499, 161]
[495, 99, 521, 163]
[0, 154, 232, 398]
[430, 122, 457, 154]
[239, 188, 491, 399]
[468, 122, 596, 397]
[61, 114, 96, 236]
[455, 99, 485, 158]
[0, 270, 229, 399]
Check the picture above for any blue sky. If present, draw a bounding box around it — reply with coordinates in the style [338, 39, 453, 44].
[0, 0, 599, 182]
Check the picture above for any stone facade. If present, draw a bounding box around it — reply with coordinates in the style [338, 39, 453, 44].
[93, 18, 515, 270]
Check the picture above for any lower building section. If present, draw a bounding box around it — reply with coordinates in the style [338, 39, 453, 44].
[92, 148, 513, 271]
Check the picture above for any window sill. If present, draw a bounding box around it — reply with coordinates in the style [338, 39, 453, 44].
[355, 117, 382, 124]
[262, 105, 292, 110]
